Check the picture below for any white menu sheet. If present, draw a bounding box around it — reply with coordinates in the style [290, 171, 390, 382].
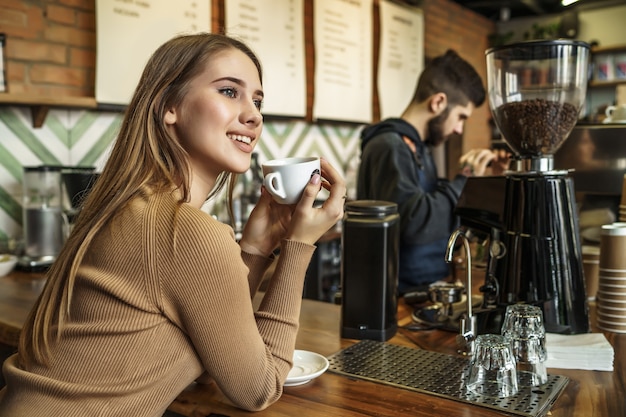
[313, 0, 373, 123]
[378, 1, 423, 120]
[95, 0, 210, 106]
[225, 0, 306, 117]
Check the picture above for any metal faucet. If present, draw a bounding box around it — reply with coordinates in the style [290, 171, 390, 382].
[446, 227, 477, 355]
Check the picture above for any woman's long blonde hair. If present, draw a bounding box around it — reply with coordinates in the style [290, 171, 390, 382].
[19, 33, 263, 366]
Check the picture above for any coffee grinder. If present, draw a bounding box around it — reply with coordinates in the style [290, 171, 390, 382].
[453, 40, 591, 338]
[61, 166, 99, 228]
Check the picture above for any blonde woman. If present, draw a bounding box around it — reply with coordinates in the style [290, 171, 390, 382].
[0, 33, 345, 416]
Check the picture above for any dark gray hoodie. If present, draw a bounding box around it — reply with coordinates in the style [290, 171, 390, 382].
[356, 118, 467, 292]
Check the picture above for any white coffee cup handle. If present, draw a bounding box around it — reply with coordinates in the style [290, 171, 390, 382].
[606, 105, 615, 118]
[263, 172, 287, 200]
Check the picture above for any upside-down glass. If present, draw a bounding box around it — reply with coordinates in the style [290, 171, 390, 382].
[466, 334, 519, 398]
[501, 304, 548, 386]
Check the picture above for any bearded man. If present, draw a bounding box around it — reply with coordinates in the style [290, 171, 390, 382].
[356, 49, 510, 294]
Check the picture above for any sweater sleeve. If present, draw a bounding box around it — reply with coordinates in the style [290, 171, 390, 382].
[151, 200, 315, 411]
[358, 134, 466, 245]
[241, 250, 274, 298]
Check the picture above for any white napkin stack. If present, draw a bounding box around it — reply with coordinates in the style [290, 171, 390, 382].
[545, 333, 614, 371]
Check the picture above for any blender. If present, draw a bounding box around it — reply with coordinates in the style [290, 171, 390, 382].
[18, 165, 68, 271]
[452, 40, 591, 337]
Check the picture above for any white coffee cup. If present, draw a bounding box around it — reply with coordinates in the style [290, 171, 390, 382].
[605, 104, 626, 123]
[262, 157, 320, 204]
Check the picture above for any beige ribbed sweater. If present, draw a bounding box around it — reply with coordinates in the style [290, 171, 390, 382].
[0, 192, 315, 416]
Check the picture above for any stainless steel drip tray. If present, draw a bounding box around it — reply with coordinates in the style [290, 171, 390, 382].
[327, 340, 568, 417]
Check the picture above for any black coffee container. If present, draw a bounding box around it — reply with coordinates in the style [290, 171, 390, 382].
[340, 200, 399, 341]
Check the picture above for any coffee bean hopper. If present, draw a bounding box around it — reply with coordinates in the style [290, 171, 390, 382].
[451, 40, 591, 343]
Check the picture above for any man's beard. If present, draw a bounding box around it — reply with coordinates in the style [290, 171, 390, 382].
[426, 107, 450, 147]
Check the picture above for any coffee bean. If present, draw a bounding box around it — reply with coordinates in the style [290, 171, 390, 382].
[495, 99, 579, 156]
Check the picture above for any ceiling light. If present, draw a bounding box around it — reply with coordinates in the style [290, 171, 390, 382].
[562, 0, 579, 6]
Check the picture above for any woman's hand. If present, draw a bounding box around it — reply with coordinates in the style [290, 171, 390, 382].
[239, 158, 346, 256]
[284, 158, 346, 245]
[239, 187, 293, 257]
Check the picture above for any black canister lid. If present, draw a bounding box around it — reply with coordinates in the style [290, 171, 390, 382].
[345, 200, 398, 216]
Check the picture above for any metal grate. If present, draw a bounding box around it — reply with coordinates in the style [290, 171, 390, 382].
[327, 340, 568, 417]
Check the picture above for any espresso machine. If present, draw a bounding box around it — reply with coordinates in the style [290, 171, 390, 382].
[61, 166, 98, 227]
[452, 40, 591, 339]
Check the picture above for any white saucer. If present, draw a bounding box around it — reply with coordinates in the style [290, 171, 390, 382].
[284, 350, 329, 386]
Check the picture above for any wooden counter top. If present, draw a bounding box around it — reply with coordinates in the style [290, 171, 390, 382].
[0, 270, 624, 416]
[0, 271, 46, 346]
[167, 294, 625, 417]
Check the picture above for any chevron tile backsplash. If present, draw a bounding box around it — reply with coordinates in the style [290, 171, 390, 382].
[0, 106, 362, 245]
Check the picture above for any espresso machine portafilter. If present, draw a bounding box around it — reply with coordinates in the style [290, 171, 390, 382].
[452, 40, 591, 336]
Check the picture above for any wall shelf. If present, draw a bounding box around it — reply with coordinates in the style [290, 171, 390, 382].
[0, 93, 97, 128]
[591, 45, 626, 55]
[589, 80, 626, 88]
[587, 44, 626, 114]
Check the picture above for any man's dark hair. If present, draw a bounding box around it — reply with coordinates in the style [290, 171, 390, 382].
[413, 49, 485, 108]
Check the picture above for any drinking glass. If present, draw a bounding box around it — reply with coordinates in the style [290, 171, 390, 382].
[466, 334, 518, 397]
[501, 304, 548, 386]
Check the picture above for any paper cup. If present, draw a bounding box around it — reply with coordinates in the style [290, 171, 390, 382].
[597, 289, 626, 302]
[597, 306, 626, 319]
[597, 303, 626, 311]
[597, 313, 626, 324]
[599, 277, 626, 286]
[599, 224, 626, 270]
[597, 310, 626, 320]
[598, 267, 626, 278]
[583, 245, 600, 299]
[597, 305, 626, 318]
[599, 285, 626, 293]
[597, 295, 626, 309]
[597, 318, 626, 333]
[598, 279, 626, 287]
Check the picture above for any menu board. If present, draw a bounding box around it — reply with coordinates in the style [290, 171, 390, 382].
[225, 0, 306, 117]
[95, 0, 210, 106]
[313, 0, 373, 123]
[378, 1, 423, 120]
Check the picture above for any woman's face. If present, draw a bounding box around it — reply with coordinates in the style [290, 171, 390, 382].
[165, 47, 264, 188]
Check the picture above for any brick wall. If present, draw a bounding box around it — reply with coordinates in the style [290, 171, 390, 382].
[1, 0, 96, 97]
[421, 0, 495, 152]
[0, 0, 494, 150]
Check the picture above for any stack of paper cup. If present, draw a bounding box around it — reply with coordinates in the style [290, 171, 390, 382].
[582, 245, 600, 300]
[597, 223, 626, 333]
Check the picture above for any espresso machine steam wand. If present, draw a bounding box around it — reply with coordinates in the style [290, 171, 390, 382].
[446, 227, 476, 355]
